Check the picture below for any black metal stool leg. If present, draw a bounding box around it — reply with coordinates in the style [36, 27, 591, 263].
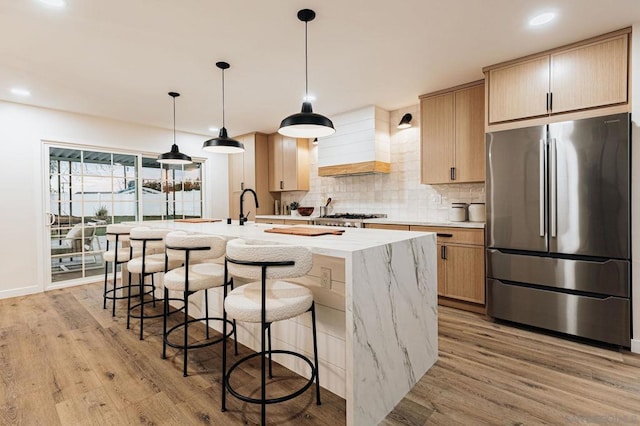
[139, 272, 145, 340]
[230, 278, 238, 356]
[205, 289, 210, 340]
[103, 262, 108, 309]
[162, 287, 169, 359]
[183, 289, 189, 377]
[111, 260, 118, 317]
[151, 273, 157, 308]
[311, 303, 321, 405]
[261, 322, 267, 426]
[126, 268, 133, 329]
[267, 323, 273, 379]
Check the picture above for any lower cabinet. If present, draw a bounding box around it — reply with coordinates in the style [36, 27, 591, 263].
[411, 226, 485, 313]
[255, 217, 313, 225]
[360, 223, 487, 313]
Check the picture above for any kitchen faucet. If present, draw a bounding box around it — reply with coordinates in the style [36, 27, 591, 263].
[239, 188, 259, 226]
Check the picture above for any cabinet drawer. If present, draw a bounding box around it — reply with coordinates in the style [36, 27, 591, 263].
[410, 225, 484, 246]
[365, 223, 410, 231]
[255, 218, 285, 224]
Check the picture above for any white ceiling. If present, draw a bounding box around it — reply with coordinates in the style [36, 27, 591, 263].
[1, 0, 639, 138]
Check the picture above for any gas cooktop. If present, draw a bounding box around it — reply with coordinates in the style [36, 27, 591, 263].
[320, 213, 387, 219]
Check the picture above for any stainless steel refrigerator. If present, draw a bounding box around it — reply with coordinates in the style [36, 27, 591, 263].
[486, 113, 631, 347]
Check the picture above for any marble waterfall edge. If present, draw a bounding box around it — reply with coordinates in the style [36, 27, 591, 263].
[346, 234, 438, 426]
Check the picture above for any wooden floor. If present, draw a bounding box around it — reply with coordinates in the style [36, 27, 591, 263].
[2, 283, 640, 425]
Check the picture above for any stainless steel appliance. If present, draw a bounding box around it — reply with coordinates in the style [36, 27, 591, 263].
[313, 213, 387, 228]
[486, 113, 631, 347]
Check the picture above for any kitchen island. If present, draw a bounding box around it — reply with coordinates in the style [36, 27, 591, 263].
[134, 220, 437, 426]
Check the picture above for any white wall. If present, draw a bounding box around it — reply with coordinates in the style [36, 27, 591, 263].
[631, 23, 640, 353]
[0, 101, 228, 299]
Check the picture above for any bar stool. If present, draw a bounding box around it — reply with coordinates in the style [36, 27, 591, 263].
[222, 239, 321, 425]
[103, 224, 140, 317]
[127, 226, 183, 340]
[163, 231, 237, 377]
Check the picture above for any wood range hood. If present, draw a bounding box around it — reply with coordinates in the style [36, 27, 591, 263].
[317, 105, 391, 177]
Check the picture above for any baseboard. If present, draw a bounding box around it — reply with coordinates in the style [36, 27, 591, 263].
[46, 276, 102, 291]
[0, 285, 41, 300]
[631, 338, 640, 354]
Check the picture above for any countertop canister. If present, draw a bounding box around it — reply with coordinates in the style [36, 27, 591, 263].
[449, 203, 467, 222]
[468, 202, 486, 222]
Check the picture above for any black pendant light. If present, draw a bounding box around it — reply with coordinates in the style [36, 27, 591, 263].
[202, 61, 245, 154]
[157, 92, 193, 165]
[278, 9, 335, 138]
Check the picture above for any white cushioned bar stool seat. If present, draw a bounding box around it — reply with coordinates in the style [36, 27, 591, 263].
[103, 224, 140, 317]
[225, 280, 313, 323]
[162, 231, 237, 377]
[221, 239, 321, 424]
[126, 227, 182, 340]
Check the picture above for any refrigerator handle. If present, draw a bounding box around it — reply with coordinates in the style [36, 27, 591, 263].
[539, 139, 546, 237]
[550, 138, 557, 238]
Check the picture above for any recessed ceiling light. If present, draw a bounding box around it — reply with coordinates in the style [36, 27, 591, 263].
[10, 87, 31, 97]
[208, 127, 219, 133]
[529, 12, 555, 27]
[38, 0, 67, 7]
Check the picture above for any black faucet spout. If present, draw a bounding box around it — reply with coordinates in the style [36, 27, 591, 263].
[239, 188, 259, 226]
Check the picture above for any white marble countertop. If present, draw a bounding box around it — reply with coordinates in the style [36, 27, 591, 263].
[255, 215, 485, 228]
[255, 215, 314, 220]
[363, 218, 485, 229]
[133, 220, 433, 257]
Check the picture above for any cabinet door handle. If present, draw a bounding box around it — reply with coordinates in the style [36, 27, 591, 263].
[450, 167, 456, 181]
[549, 92, 553, 112]
[280, 180, 284, 190]
[441, 246, 447, 260]
[546, 93, 550, 112]
[437, 233, 453, 238]
[241, 182, 244, 191]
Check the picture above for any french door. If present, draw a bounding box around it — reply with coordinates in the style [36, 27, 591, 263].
[44, 144, 203, 289]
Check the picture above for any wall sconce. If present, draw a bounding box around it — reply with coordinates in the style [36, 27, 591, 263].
[397, 113, 413, 129]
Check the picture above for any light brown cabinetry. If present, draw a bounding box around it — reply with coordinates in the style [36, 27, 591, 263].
[364, 223, 410, 231]
[410, 225, 485, 312]
[485, 29, 629, 127]
[255, 217, 313, 225]
[420, 81, 485, 184]
[228, 133, 274, 220]
[268, 134, 309, 192]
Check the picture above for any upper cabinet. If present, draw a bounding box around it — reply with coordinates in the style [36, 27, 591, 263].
[267, 134, 309, 192]
[228, 132, 274, 219]
[485, 29, 629, 128]
[420, 80, 485, 184]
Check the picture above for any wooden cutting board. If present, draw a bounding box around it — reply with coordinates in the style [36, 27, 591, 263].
[264, 226, 345, 236]
[174, 218, 222, 223]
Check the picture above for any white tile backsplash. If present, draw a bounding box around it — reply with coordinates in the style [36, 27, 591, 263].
[281, 104, 485, 220]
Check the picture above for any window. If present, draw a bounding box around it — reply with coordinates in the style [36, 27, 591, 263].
[48, 147, 203, 283]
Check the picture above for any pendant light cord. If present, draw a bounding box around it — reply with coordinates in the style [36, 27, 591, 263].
[172, 96, 176, 145]
[305, 20, 308, 99]
[221, 68, 226, 128]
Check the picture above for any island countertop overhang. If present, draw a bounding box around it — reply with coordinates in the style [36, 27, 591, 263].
[129, 220, 436, 257]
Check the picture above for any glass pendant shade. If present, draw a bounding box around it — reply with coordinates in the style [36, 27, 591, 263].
[158, 92, 192, 165]
[202, 61, 244, 154]
[278, 9, 334, 139]
[202, 127, 244, 154]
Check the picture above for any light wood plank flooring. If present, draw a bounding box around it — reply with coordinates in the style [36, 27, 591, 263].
[2, 283, 640, 425]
